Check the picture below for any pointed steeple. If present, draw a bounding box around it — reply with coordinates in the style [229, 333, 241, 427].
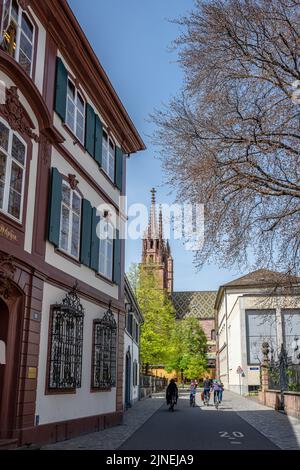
[149, 188, 158, 239]
[159, 204, 163, 240]
[141, 188, 173, 294]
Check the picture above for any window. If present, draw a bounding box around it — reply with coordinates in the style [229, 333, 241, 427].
[0, 0, 35, 76]
[135, 323, 139, 343]
[66, 79, 85, 144]
[48, 287, 84, 390]
[0, 118, 26, 221]
[211, 329, 216, 341]
[246, 310, 277, 364]
[92, 306, 117, 389]
[127, 312, 133, 336]
[59, 181, 81, 259]
[282, 309, 300, 360]
[98, 220, 114, 280]
[133, 360, 138, 387]
[102, 130, 115, 181]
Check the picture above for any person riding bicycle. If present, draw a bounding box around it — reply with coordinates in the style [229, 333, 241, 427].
[166, 379, 178, 405]
[212, 379, 222, 404]
[190, 380, 196, 405]
[203, 377, 212, 402]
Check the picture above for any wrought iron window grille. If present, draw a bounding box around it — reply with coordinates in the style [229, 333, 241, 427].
[48, 283, 84, 390]
[92, 301, 117, 389]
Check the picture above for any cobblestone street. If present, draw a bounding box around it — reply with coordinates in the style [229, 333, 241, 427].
[42, 389, 300, 450]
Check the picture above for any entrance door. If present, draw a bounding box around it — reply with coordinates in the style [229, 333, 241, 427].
[0, 294, 22, 439]
[0, 298, 9, 434]
[125, 351, 131, 409]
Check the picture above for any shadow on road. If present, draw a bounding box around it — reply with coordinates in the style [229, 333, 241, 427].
[119, 390, 299, 450]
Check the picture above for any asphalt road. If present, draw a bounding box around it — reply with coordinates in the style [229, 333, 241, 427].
[119, 390, 279, 450]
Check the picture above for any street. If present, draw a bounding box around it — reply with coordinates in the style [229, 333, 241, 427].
[119, 390, 278, 450]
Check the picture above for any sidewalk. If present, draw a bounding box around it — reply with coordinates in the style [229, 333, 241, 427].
[224, 390, 300, 450]
[42, 392, 165, 450]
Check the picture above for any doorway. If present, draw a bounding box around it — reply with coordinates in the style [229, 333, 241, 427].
[0, 293, 22, 439]
[0, 298, 9, 413]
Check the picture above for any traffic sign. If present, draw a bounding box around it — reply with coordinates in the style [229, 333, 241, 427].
[236, 366, 243, 374]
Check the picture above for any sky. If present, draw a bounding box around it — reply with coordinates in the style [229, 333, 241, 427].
[68, 0, 243, 291]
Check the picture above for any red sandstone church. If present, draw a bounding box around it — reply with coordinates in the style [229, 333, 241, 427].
[141, 190, 217, 376]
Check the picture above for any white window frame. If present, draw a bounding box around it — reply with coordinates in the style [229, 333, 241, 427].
[0, 116, 26, 223]
[65, 78, 86, 145]
[59, 180, 82, 260]
[102, 130, 115, 182]
[0, 0, 35, 77]
[98, 219, 114, 280]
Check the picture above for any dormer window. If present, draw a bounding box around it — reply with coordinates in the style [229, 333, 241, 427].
[66, 79, 85, 145]
[0, 0, 35, 76]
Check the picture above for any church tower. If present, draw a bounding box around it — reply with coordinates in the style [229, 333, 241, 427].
[142, 189, 173, 293]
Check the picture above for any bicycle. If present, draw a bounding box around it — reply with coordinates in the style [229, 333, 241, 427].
[203, 391, 210, 406]
[214, 392, 220, 410]
[168, 394, 177, 412]
[190, 393, 196, 407]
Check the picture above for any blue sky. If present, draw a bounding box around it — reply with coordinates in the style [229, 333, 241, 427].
[68, 0, 242, 291]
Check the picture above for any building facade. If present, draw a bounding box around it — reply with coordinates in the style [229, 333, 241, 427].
[123, 275, 144, 409]
[215, 269, 300, 395]
[0, 0, 144, 447]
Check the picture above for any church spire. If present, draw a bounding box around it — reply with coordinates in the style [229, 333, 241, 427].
[159, 204, 163, 240]
[141, 189, 174, 294]
[149, 188, 158, 239]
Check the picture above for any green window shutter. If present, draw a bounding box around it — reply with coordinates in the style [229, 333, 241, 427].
[48, 167, 62, 247]
[94, 115, 103, 167]
[80, 199, 92, 266]
[113, 229, 121, 285]
[115, 147, 123, 192]
[90, 207, 100, 271]
[85, 103, 96, 157]
[54, 57, 68, 121]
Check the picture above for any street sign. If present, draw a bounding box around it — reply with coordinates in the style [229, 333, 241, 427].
[236, 366, 244, 395]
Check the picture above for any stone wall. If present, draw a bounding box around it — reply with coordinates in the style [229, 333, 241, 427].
[284, 392, 300, 420]
[259, 390, 300, 420]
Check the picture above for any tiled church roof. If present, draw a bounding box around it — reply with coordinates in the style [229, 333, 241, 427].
[172, 291, 217, 319]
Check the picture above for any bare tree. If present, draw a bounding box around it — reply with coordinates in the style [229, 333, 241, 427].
[152, 0, 300, 275]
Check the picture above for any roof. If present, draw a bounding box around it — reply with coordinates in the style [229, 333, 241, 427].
[215, 268, 300, 310]
[223, 268, 300, 287]
[33, 0, 145, 154]
[124, 275, 144, 324]
[172, 291, 217, 319]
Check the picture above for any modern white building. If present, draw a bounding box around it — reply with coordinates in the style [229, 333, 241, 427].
[123, 275, 144, 408]
[215, 269, 300, 395]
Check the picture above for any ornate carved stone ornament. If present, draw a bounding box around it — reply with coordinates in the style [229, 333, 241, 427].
[0, 86, 39, 142]
[68, 174, 79, 190]
[0, 253, 16, 299]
